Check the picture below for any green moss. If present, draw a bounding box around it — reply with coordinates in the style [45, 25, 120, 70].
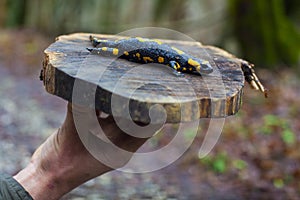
[200, 152, 228, 174]
[232, 159, 247, 170]
[282, 129, 296, 145]
[273, 178, 284, 189]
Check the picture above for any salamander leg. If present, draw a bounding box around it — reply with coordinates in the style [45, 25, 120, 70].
[169, 61, 184, 77]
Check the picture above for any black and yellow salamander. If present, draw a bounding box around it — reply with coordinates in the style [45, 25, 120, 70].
[87, 35, 214, 76]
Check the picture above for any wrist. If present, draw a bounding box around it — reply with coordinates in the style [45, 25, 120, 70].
[13, 161, 64, 200]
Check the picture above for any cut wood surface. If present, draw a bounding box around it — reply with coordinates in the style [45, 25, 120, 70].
[41, 33, 245, 123]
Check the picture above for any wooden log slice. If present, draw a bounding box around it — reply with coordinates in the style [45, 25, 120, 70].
[41, 33, 245, 123]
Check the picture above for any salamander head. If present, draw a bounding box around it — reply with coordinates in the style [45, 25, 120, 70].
[187, 58, 213, 74]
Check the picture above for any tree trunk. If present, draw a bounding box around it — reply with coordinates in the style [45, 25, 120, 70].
[228, 0, 300, 68]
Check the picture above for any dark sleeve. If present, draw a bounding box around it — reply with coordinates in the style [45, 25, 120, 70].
[0, 174, 33, 200]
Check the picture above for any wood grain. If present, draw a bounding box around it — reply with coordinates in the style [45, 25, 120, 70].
[41, 33, 245, 123]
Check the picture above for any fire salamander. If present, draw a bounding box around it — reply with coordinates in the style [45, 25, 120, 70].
[87, 35, 214, 76]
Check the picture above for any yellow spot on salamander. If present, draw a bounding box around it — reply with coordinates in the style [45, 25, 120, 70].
[189, 67, 193, 71]
[171, 47, 185, 55]
[143, 57, 154, 62]
[158, 56, 164, 63]
[113, 48, 119, 55]
[175, 63, 181, 70]
[183, 67, 187, 71]
[124, 51, 129, 56]
[136, 37, 147, 42]
[102, 47, 108, 51]
[153, 39, 163, 45]
[188, 58, 200, 67]
[136, 53, 141, 59]
[202, 60, 210, 65]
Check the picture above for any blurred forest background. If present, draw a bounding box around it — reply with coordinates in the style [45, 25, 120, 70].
[0, 0, 300, 199]
[1, 0, 299, 67]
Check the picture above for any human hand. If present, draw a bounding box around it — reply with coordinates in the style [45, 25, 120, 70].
[14, 103, 150, 200]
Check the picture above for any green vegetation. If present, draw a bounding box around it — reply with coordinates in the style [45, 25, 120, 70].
[260, 114, 283, 135]
[200, 153, 248, 174]
[282, 129, 296, 145]
[232, 159, 247, 170]
[273, 178, 284, 189]
[212, 153, 227, 173]
[228, 0, 300, 68]
[4, 0, 26, 27]
[200, 152, 228, 173]
[260, 114, 296, 145]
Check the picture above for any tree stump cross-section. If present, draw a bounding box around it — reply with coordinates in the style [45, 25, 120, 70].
[41, 33, 245, 123]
